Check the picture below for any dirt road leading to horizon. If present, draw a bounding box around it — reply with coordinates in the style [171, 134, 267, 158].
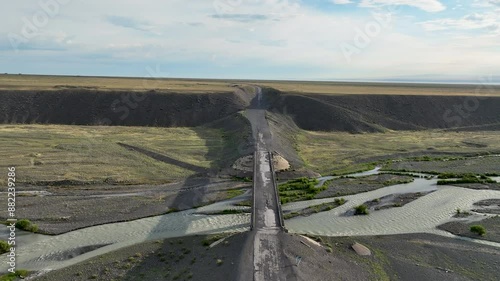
[244, 86, 292, 281]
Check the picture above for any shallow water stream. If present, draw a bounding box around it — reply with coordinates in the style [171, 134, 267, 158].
[2, 168, 500, 274]
[1, 209, 249, 272]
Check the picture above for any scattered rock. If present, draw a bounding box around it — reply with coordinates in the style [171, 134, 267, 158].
[272, 153, 290, 171]
[351, 242, 371, 256]
[232, 155, 253, 172]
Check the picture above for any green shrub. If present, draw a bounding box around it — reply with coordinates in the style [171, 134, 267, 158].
[334, 198, 346, 205]
[0, 240, 9, 254]
[0, 270, 29, 281]
[470, 225, 486, 236]
[278, 177, 324, 203]
[226, 189, 246, 198]
[15, 219, 38, 233]
[438, 173, 495, 185]
[354, 205, 369, 215]
[283, 212, 300, 220]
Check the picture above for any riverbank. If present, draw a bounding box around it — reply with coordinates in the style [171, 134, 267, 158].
[30, 232, 500, 281]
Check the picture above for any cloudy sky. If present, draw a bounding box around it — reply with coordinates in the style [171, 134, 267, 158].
[2, 0, 499, 82]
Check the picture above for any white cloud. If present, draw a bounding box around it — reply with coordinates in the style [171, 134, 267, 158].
[420, 12, 499, 32]
[1, 0, 499, 80]
[359, 0, 446, 12]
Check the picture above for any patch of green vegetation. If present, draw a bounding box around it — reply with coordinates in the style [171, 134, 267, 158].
[470, 225, 486, 236]
[438, 172, 497, 179]
[438, 172, 465, 179]
[455, 208, 471, 217]
[231, 176, 252, 183]
[410, 156, 466, 162]
[226, 189, 246, 199]
[331, 163, 378, 176]
[304, 234, 323, 243]
[234, 200, 251, 207]
[279, 177, 324, 204]
[354, 204, 369, 215]
[437, 174, 496, 185]
[382, 168, 439, 175]
[382, 178, 414, 186]
[0, 240, 10, 254]
[15, 219, 38, 233]
[283, 212, 300, 220]
[0, 270, 29, 281]
[370, 248, 392, 281]
[335, 198, 346, 205]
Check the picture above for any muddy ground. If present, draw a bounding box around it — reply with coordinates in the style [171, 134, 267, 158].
[316, 174, 414, 198]
[31, 232, 500, 281]
[0, 179, 250, 235]
[361, 191, 434, 212]
[438, 216, 500, 244]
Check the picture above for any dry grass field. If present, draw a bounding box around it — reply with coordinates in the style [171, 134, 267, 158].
[2, 74, 500, 96]
[297, 130, 500, 175]
[0, 125, 227, 185]
[0, 74, 235, 92]
[259, 80, 500, 96]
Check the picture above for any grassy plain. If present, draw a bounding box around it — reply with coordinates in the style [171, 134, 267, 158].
[0, 74, 235, 92]
[0, 125, 226, 185]
[3, 74, 500, 96]
[297, 130, 500, 175]
[259, 80, 500, 96]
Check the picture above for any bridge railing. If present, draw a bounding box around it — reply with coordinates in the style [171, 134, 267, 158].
[268, 151, 285, 229]
[250, 149, 257, 230]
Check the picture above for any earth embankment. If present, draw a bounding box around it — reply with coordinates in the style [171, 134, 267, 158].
[0, 89, 250, 126]
[267, 89, 500, 132]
